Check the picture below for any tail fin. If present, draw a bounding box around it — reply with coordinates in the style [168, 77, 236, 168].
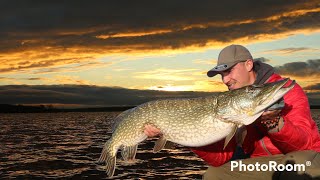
[98, 142, 117, 177]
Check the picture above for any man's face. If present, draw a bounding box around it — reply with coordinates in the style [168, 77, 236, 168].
[220, 61, 251, 90]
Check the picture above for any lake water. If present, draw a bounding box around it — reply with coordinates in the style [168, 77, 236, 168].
[1, 110, 320, 179]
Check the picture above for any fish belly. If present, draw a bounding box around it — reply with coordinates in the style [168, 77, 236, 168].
[158, 118, 235, 147]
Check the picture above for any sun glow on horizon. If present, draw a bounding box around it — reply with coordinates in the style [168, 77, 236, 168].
[147, 84, 194, 91]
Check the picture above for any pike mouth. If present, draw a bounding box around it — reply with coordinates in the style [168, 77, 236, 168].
[270, 79, 295, 103]
[256, 78, 295, 114]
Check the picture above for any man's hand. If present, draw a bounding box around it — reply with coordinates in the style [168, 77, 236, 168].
[259, 110, 281, 121]
[258, 110, 284, 132]
[144, 124, 161, 137]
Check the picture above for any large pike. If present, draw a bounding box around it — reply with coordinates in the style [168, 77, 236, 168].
[98, 78, 295, 177]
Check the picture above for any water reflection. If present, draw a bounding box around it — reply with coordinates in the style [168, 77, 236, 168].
[1, 110, 319, 179]
[0, 112, 206, 179]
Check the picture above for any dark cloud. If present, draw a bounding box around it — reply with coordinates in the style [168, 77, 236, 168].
[274, 59, 320, 77]
[26, 78, 43, 81]
[0, 85, 214, 107]
[307, 92, 320, 106]
[264, 47, 319, 54]
[304, 83, 320, 91]
[254, 57, 271, 63]
[0, 0, 319, 54]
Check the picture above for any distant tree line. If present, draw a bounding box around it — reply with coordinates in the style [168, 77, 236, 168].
[0, 104, 319, 113]
[0, 104, 136, 113]
[0, 104, 55, 113]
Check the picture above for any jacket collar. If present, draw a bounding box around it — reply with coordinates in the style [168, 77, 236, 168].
[253, 61, 275, 85]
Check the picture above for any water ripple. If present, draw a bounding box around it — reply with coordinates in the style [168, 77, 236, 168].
[1, 110, 319, 179]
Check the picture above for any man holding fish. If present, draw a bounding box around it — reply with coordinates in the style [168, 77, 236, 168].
[145, 45, 320, 179]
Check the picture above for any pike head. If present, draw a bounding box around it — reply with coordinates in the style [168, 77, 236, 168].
[218, 78, 295, 125]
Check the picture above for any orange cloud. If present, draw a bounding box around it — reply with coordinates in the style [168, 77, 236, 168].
[0, 46, 115, 75]
[133, 68, 199, 81]
[96, 29, 173, 39]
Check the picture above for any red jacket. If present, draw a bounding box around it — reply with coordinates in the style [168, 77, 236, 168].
[191, 74, 320, 167]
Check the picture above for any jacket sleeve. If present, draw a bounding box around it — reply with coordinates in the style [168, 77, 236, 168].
[190, 138, 236, 167]
[268, 83, 317, 153]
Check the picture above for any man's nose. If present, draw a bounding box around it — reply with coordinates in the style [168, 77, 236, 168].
[222, 74, 230, 85]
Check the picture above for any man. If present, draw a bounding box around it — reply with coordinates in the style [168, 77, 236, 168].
[145, 45, 320, 179]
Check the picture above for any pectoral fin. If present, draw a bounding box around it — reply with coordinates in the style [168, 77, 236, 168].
[223, 124, 238, 150]
[164, 141, 175, 149]
[153, 136, 168, 153]
[236, 126, 247, 147]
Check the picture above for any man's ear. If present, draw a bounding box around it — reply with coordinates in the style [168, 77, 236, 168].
[245, 59, 254, 72]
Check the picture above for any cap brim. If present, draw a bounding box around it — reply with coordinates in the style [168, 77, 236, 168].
[207, 62, 236, 77]
[207, 69, 219, 77]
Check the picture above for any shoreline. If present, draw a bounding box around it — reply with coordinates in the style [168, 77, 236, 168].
[1, 104, 320, 113]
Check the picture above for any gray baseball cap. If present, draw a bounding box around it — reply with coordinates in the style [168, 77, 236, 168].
[207, 44, 253, 77]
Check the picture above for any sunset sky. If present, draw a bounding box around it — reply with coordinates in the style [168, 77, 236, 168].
[1, 0, 319, 107]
